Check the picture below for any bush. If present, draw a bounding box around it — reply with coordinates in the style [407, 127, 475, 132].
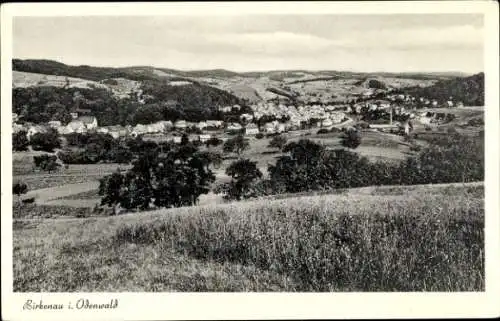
[13, 131, 29, 151]
[223, 134, 249, 156]
[30, 128, 61, 152]
[317, 128, 330, 135]
[255, 133, 264, 139]
[33, 154, 61, 173]
[268, 135, 288, 150]
[341, 129, 362, 149]
[205, 137, 222, 148]
[13, 181, 28, 198]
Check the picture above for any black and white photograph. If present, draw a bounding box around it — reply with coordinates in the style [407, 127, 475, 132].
[1, 1, 499, 320]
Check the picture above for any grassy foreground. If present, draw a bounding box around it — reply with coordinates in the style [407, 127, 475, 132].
[13, 183, 484, 292]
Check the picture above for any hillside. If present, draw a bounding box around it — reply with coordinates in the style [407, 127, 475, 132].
[12, 59, 161, 82]
[13, 182, 483, 292]
[402, 73, 484, 106]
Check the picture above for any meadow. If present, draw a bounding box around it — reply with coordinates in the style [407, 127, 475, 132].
[13, 182, 484, 292]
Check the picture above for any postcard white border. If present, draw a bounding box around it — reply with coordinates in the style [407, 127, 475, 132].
[2, 1, 499, 320]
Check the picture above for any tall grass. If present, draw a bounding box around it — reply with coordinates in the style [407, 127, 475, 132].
[114, 190, 484, 291]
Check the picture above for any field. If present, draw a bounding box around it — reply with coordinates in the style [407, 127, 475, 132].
[13, 182, 484, 292]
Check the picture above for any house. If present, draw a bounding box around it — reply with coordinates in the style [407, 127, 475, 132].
[131, 124, 148, 137]
[48, 120, 62, 128]
[447, 100, 454, 108]
[12, 123, 24, 133]
[198, 134, 211, 143]
[97, 127, 110, 134]
[244, 124, 260, 135]
[219, 106, 232, 113]
[65, 120, 86, 134]
[206, 120, 224, 129]
[70, 112, 79, 119]
[232, 104, 241, 111]
[27, 125, 49, 139]
[240, 113, 254, 122]
[172, 136, 182, 144]
[76, 116, 98, 130]
[106, 125, 128, 139]
[276, 123, 286, 133]
[174, 120, 187, 130]
[226, 123, 243, 133]
[264, 123, 276, 134]
[321, 119, 333, 127]
[197, 121, 208, 130]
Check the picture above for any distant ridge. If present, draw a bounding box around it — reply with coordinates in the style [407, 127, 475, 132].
[12, 59, 473, 82]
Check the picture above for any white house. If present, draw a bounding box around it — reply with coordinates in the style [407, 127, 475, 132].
[27, 125, 49, 139]
[198, 134, 211, 143]
[48, 120, 62, 128]
[130, 124, 148, 137]
[172, 136, 182, 144]
[245, 124, 260, 135]
[240, 113, 254, 122]
[76, 116, 98, 130]
[65, 120, 86, 134]
[197, 121, 208, 130]
[106, 125, 128, 139]
[264, 123, 276, 134]
[97, 127, 110, 134]
[206, 120, 224, 129]
[321, 119, 333, 127]
[174, 120, 187, 130]
[219, 106, 232, 113]
[226, 122, 243, 132]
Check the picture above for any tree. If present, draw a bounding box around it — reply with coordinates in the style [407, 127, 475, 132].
[181, 133, 190, 146]
[224, 158, 263, 200]
[268, 135, 288, 151]
[99, 142, 215, 211]
[341, 129, 362, 149]
[98, 170, 125, 214]
[12, 131, 29, 151]
[205, 136, 222, 148]
[13, 181, 28, 201]
[30, 128, 61, 152]
[223, 134, 249, 156]
[33, 154, 61, 173]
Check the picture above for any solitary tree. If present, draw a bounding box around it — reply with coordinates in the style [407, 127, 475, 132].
[225, 158, 263, 200]
[33, 154, 61, 173]
[223, 134, 249, 156]
[13, 181, 28, 202]
[341, 129, 362, 149]
[268, 135, 288, 151]
[12, 131, 29, 151]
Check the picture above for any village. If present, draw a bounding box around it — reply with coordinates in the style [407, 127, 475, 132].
[12, 84, 462, 147]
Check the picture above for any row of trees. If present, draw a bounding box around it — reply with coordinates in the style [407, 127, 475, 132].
[12, 129, 61, 152]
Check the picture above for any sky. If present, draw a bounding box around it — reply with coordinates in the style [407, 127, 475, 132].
[13, 14, 484, 73]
